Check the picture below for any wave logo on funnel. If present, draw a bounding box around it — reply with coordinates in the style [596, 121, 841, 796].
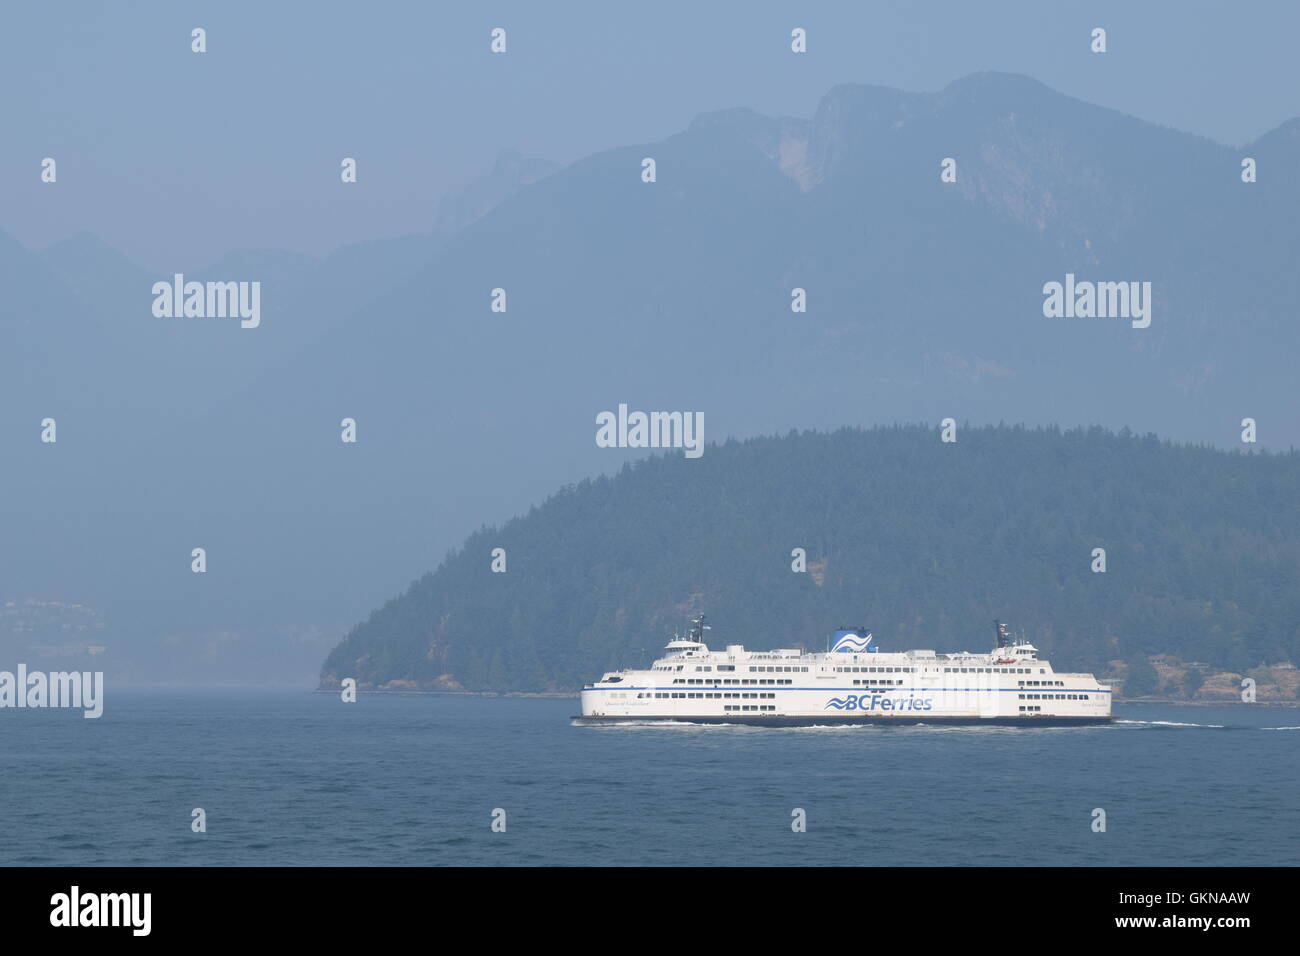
[831, 631, 875, 653]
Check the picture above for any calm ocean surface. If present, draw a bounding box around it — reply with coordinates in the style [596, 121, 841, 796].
[2, 691, 1296, 866]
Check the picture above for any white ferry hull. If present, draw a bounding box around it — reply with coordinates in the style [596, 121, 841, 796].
[573, 711, 1111, 727]
[578, 686, 1111, 726]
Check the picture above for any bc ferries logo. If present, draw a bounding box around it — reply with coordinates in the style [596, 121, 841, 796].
[826, 695, 933, 712]
[831, 630, 875, 653]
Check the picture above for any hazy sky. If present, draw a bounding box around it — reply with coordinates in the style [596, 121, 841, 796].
[5, 1, 1297, 271]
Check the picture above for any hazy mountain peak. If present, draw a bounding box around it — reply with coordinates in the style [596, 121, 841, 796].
[41, 231, 146, 278]
[688, 106, 814, 187]
[1250, 115, 1300, 153]
[435, 148, 561, 236]
[940, 70, 1055, 99]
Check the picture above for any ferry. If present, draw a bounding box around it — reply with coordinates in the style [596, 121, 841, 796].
[578, 616, 1111, 726]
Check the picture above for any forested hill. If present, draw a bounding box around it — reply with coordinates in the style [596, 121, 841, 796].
[319, 425, 1300, 693]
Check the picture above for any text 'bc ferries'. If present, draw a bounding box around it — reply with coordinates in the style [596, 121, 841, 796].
[579, 617, 1111, 726]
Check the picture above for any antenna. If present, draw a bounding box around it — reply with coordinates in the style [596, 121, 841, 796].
[687, 613, 710, 643]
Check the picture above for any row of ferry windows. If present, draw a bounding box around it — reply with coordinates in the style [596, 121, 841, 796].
[725, 705, 776, 712]
[673, 678, 794, 685]
[655, 663, 1051, 675]
[671, 665, 806, 673]
[640, 692, 777, 700]
[668, 676, 1063, 686]
[1020, 693, 1091, 700]
[833, 666, 1049, 674]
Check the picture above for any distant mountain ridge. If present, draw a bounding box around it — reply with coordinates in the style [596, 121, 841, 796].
[3, 72, 1298, 685]
[434, 148, 561, 235]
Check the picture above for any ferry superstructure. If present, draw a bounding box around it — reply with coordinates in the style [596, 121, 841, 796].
[578, 617, 1111, 726]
